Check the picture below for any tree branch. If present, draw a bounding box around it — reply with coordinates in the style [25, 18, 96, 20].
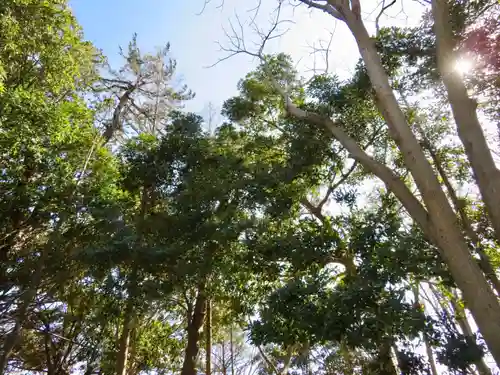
[286, 103, 436, 247]
[298, 0, 344, 20]
[375, 0, 397, 36]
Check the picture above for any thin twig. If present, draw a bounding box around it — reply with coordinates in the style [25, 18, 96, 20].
[298, 0, 344, 20]
[375, 0, 397, 35]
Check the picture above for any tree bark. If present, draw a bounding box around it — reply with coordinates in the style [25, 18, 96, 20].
[230, 326, 234, 375]
[450, 291, 492, 375]
[116, 269, 137, 375]
[424, 335, 438, 375]
[181, 286, 207, 375]
[0, 319, 22, 375]
[340, 340, 354, 375]
[293, 2, 500, 365]
[431, 0, 500, 245]
[116, 305, 133, 375]
[205, 299, 212, 375]
[366, 339, 397, 375]
[127, 328, 139, 375]
[413, 284, 438, 375]
[424, 141, 500, 296]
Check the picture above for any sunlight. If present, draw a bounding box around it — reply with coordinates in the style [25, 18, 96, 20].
[454, 57, 473, 75]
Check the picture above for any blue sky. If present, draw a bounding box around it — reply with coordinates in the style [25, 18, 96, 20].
[69, 0, 271, 115]
[69, 0, 425, 117]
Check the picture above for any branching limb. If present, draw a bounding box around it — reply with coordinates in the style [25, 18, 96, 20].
[208, 0, 436, 250]
[207, 2, 287, 67]
[248, 2, 294, 57]
[298, 0, 345, 20]
[196, 0, 225, 16]
[248, 0, 263, 25]
[257, 345, 294, 375]
[375, 0, 397, 35]
[304, 27, 336, 77]
[287, 104, 435, 245]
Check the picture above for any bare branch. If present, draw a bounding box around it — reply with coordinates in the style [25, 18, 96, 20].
[103, 84, 137, 143]
[301, 197, 326, 222]
[196, 0, 224, 16]
[204, 0, 436, 252]
[307, 122, 383, 212]
[206, 1, 290, 68]
[247, 0, 263, 25]
[249, 1, 294, 56]
[375, 0, 397, 36]
[305, 27, 336, 76]
[317, 186, 334, 210]
[297, 0, 345, 20]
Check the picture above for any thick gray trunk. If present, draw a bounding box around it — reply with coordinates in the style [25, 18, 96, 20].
[366, 340, 397, 375]
[424, 336, 438, 375]
[451, 292, 492, 375]
[286, 0, 500, 365]
[343, 6, 500, 365]
[432, 0, 500, 246]
[423, 142, 500, 296]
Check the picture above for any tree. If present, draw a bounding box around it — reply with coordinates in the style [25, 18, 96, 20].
[95, 34, 195, 143]
[0, 0, 112, 372]
[4, 0, 500, 374]
[212, 0, 500, 364]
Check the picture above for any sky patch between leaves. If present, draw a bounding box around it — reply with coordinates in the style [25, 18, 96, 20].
[69, 0, 425, 117]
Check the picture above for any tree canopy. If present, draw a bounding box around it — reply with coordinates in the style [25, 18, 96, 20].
[1, 1, 499, 375]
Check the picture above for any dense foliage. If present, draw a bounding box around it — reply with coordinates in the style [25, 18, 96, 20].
[0, 1, 499, 375]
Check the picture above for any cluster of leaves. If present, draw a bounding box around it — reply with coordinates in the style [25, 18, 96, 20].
[1, 1, 499, 375]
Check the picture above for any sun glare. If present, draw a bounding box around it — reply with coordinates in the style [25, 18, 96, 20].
[454, 58, 473, 75]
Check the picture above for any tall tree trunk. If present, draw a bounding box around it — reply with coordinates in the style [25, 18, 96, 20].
[230, 326, 234, 375]
[181, 286, 207, 375]
[319, 3, 500, 364]
[43, 327, 56, 375]
[340, 340, 354, 375]
[450, 291, 492, 375]
[127, 328, 139, 375]
[115, 184, 150, 375]
[116, 307, 133, 375]
[221, 338, 227, 375]
[413, 284, 438, 375]
[429, 283, 488, 375]
[422, 141, 500, 296]
[205, 299, 212, 375]
[424, 335, 438, 375]
[431, 0, 500, 245]
[116, 269, 137, 375]
[0, 318, 23, 375]
[366, 339, 397, 375]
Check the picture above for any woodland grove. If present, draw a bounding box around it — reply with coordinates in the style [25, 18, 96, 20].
[1, 0, 500, 375]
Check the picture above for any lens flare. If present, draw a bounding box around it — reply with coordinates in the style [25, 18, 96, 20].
[454, 58, 473, 75]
